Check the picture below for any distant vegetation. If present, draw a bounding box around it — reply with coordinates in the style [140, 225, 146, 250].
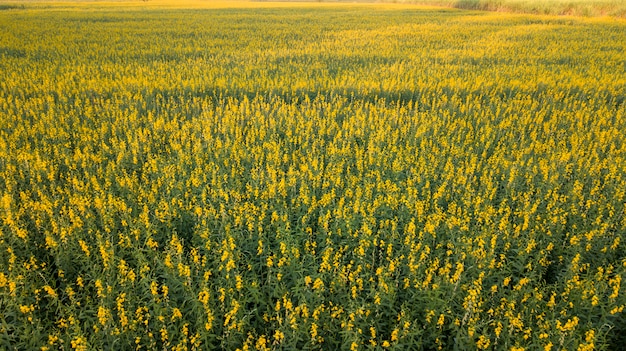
[0, 4, 25, 10]
[293, 0, 626, 17]
[389, 0, 626, 17]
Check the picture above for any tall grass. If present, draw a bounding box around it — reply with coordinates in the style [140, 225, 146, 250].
[395, 0, 626, 17]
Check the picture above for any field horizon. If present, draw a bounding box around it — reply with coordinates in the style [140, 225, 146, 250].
[1, 0, 625, 17]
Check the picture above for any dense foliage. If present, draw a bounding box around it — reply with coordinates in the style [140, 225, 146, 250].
[1, 3, 625, 350]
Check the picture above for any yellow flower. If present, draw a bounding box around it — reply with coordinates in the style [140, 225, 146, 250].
[255, 335, 268, 351]
[98, 306, 110, 326]
[236, 275, 243, 290]
[48, 335, 59, 345]
[437, 314, 445, 327]
[476, 335, 490, 349]
[199, 289, 210, 305]
[310, 322, 318, 339]
[70, 336, 88, 351]
[313, 278, 324, 291]
[585, 329, 595, 342]
[171, 307, 182, 321]
[391, 329, 399, 342]
[43, 285, 57, 299]
[20, 304, 34, 314]
[274, 330, 284, 343]
[79, 240, 90, 257]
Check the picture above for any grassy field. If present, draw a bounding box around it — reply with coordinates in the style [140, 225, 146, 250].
[394, 0, 626, 18]
[1, 1, 625, 350]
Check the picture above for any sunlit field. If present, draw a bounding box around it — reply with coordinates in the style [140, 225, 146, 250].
[1, 1, 625, 350]
[404, 0, 626, 18]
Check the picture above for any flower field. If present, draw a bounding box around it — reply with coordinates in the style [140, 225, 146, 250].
[0, 2, 625, 350]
